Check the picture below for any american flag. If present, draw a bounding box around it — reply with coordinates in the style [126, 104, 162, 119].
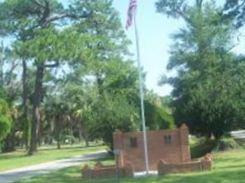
[126, 0, 137, 29]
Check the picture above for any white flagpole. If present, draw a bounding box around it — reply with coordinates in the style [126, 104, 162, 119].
[133, 8, 149, 174]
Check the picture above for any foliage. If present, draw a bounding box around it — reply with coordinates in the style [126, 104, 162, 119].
[156, 0, 245, 138]
[144, 92, 175, 130]
[0, 98, 12, 143]
[191, 136, 241, 158]
[0, 0, 175, 154]
[60, 62, 140, 149]
[44, 94, 72, 149]
[86, 93, 139, 149]
[214, 137, 241, 151]
[190, 136, 216, 158]
[223, 0, 245, 28]
[156, 0, 190, 19]
[0, 0, 94, 154]
[59, 0, 140, 149]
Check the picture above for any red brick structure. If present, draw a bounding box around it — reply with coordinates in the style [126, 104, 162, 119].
[113, 124, 191, 171]
[81, 124, 212, 178]
[157, 156, 212, 175]
[81, 162, 134, 179]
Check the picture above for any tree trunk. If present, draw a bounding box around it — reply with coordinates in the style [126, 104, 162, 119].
[96, 73, 103, 95]
[78, 122, 83, 142]
[80, 122, 89, 147]
[0, 41, 4, 86]
[55, 115, 62, 149]
[85, 138, 89, 147]
[57, 137, 61, 149]
[28, 64, 44, 155]
[22, 59, 30, 150]
[57, 131, 61, 149]
[83, 133, 90, 147]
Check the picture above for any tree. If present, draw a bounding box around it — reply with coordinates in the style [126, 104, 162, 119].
[65, 85, 92, 147]
[44, 94, 71, 149]
[0, 98, 12, 147]
[75, 0, 131, 93]
[62, 0, 140, 148]
[62, 59, 141, 149]
[156, 0, 245, 138]
[87, 93, 139, 149]
[0, 42, 22, 152]
[0, 0, 91, 154]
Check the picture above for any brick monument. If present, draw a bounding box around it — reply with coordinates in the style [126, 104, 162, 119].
[81, 123, 212, 178]
[113, 124, 191, 171]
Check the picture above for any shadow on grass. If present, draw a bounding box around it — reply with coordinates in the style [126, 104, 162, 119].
[123, 167, 245, 183]
[17, 167, 82, 183]
[166, 168, 245, 183]
[0, 153, 28, 160]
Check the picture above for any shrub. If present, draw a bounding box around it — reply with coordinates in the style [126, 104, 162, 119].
[190, 136, 241, 158]
[215, 137, 240, 151]
[190, 137, 216, 158]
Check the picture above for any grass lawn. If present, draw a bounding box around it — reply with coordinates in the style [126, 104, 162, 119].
[16, 149, 245, 183]
[0, 145, 106, 172]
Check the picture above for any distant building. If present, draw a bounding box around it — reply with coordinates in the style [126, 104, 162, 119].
[113, 124, 191, 171]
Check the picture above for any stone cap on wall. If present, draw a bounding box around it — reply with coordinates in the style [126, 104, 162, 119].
[180, 123, 188, 129]
[114, 123, 189, 135]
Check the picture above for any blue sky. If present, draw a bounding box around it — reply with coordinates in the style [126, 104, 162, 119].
[112, 0, 245, 97]
[113, 0, 184, 96]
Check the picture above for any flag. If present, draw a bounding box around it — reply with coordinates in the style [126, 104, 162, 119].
[126, 0, 137, 29]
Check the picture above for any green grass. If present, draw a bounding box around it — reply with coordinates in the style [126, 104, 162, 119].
[0, 145, 106, 172]
[17, 149, 245, 183]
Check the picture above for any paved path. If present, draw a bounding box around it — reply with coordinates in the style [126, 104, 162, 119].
[0, 150, 108, 183]
[231, 130, 245, 139]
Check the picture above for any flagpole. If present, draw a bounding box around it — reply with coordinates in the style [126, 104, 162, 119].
[133, 9, 149, 174]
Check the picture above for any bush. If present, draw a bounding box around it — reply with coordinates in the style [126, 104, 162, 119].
[214, 137, 240, 151]
[190, 136, 241, 158]
[190, 136, 216, 158]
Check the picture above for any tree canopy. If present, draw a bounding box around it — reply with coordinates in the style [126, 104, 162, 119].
[156, 0, 245, 138]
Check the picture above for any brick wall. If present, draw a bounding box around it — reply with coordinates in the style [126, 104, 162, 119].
[113, 124, 191, 171]
[81, 162, 134, 179]
[158, 155, 212, 175]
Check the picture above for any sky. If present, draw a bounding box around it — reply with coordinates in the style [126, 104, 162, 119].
[112, 0, 245, 97]
[113, 0, 184, 96]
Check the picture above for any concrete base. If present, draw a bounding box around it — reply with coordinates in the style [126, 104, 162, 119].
[134, 171, 158, 178]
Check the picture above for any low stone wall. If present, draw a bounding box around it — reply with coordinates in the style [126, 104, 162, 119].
[82, 162, 134, 179]
[82, 154, 212, 178]
[158, 154, 212, 175]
